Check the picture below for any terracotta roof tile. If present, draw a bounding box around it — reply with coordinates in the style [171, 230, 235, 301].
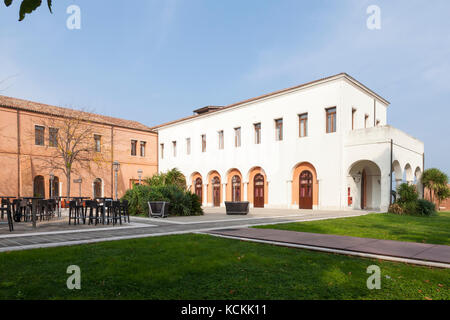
[0, 95, 155, 133]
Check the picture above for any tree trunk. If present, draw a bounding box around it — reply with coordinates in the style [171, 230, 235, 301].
[66, 171, 71, 199]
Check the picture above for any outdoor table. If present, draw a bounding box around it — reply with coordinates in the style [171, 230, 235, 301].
[22, 197, 43, 228]
[95, 198, 113, 224]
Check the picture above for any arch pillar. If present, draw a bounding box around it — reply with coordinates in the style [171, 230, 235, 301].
[243, 182, 248, 201]
[202, 183, 208, 206]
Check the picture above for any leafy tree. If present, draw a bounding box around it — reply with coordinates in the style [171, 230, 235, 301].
[144, 168, 186, 189]
[435, 184, 450, 209]
[421, 168, 449, 203]
[3, 0, 52, 21]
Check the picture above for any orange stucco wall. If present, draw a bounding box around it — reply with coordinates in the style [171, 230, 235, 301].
[0, 106, 158, 199]
[247, 167, 268, 205]
[226, 169, 243, 201]
[291, 162, 319, 207]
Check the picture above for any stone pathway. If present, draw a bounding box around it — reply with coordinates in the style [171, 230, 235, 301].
[206, 228, 450, 268]
[0, 209, 368, 252]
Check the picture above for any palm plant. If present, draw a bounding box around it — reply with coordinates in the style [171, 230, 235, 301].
[421, 168, 449, 203]
[144, 168, 186, 189]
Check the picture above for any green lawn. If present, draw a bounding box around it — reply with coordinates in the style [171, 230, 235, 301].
[0, 234, 448, 300]
[256, 212, 450, 245]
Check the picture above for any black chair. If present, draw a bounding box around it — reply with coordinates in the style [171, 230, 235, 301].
[148, 201, 170, 218]
[85, 200, 101, 225]
[0, 199, 13, 232]
[120, 199, 130, 223]
[68, 200, 83, 225]
[109, 201, 122, 225]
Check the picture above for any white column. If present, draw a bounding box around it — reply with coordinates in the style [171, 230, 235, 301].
[222, 183, 227, 206]
[243, 182, 248, 201]
[203, 183, 208, 206]
[380, 174, 391, 212]
[286, 180, 292, 209]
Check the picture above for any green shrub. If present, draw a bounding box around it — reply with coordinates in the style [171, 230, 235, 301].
[396, 183, 418, 204]
[402, 201, 418, 215]
[416, 199, 436, 216]
[122, 184, 203, 217]
[388, 203, 404, 215]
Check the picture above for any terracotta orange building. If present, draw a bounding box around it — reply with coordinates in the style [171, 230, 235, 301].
[0, 95, 158, 199]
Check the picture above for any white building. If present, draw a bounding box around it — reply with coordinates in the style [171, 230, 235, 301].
[153, 73, 424, 212]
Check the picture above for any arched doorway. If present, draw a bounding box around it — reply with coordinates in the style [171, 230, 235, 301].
[212, 177, 221, 207]
[33, 175, 45, 198]
[195, 177, 203, 202]
[49, 176, 59, 198]
[348, 160, 381, 210]
[254, 174, 265, 208]
[232, 175, 241, 202]
[93, 178, 102, 199]
[299, 170, 313, 209]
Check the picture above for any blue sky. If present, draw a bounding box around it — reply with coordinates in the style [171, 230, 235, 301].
[0, 0, 449, 174]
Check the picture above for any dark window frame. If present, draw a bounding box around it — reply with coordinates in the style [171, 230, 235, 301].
[140, 141, 146, 157]
[35, 125, 45, 146]
[275, 118, 283, 141]
[254, 123, 261, 144]
[49, 127, 58, 148]
[131, 140, 137, 156]
[298, 113, 308, 137]
[326, 107, 337, 133]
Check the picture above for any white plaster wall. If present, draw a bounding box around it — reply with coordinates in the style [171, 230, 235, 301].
[157, 76, 424, 211]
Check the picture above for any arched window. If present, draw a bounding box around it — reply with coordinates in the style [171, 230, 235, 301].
[33, 175, 45, 198]
[93, 178, 102, 199]
[232, 175, 241, 202]
[49, 176, 59, 198]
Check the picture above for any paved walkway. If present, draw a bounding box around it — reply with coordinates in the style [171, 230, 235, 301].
[206, 228, 450, 268]
[0, 209, 368, 252]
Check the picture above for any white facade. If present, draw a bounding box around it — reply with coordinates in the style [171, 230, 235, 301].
[155, 74, 424, 212]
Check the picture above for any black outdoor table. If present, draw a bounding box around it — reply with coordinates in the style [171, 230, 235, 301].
[95, 198, 113, 224]
[22, 197, 44, 228]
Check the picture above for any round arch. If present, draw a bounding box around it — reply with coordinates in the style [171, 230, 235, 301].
[291, 162, 319, 209]
[207, 170, 221, 207]
[226, 168, 243, 202]
[348, 160, 382, 210]
[247, 167, 268, 207]
[392, 160, 402, 190]
[190, 172, 203, 202]
[404, 164, 413, 184]
[93, 178, 103, 199]
[33, 175, 45, 198]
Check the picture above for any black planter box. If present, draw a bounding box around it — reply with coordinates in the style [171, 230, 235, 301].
[224, 201, 249, 215]
[148, 201, 170, 218]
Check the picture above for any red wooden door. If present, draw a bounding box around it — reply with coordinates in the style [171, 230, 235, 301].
[254, 174, 265, 208]
[232, 175, 241, 202]
[195, 178, 202, 203]
[299, 170, 313, 209]
[212, 177, 220, 207]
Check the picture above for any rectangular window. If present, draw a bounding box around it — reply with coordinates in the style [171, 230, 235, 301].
[234, 127, 241, 147]
[49, 128, 58, 147]
[352, 108, 356, 130]
[364, 114, 369, 128]
[218, 131, 224, 150]
[299, 113, 308, 137]
[94, 134, 101, 152]
[254, 123, 261, 144]
[186, 138, 191, 155]
[35, 125, 45, 146]
[275, 119, 283, 141]
[201, 134, 206, 152]
[131, 140, 137, 156]
[172, 141, 177, 157]
[326, 107, 337, 133]
[140, 141, 146, 157]
[160, 143, 164, 159]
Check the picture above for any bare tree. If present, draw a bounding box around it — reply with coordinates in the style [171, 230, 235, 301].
[32, 108, 110, 198]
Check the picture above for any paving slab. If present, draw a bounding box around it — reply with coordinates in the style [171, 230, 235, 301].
[207, 228, 450, 265]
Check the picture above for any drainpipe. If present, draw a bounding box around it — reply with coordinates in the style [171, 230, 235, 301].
[422, 152, 425, 199]
[17, 108, 21, 198]
[389, 139, 393, 205]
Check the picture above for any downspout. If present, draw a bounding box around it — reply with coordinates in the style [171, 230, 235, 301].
[389, 139, 393, 205]
[17, 108, 21, 198]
